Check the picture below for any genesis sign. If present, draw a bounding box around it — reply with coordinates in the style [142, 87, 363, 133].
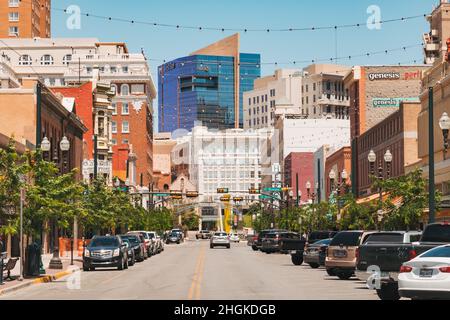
[368, 72, 401, 81]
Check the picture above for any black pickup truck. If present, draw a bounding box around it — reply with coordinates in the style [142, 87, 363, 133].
[356, 223, 450, 300]
[260, 231, 306, 265]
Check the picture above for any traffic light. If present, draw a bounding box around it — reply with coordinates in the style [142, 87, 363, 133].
[170, 190, 183, 200]
[249, 188, 260, 195]
[220, 196, 231, 202]
[186, 191, 199, 198]
[233, 197, 244, 202]
[217, 188, 229, 194]
[281, 187, 291, 192]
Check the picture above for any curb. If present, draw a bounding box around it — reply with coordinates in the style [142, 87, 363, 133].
[0, 267, 79, 296]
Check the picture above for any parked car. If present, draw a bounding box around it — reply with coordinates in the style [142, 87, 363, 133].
[149, 232, 164, 253]
[210, 231, 231, 249]
[303, 238, 333, 269]
[325, 230, 377, 280]
[127, 231, 151, 258]
[355, 231, 422, 299]
[399, 244, 450, 300]
[146, 231, 161, 255]
[229, 233, 240, 243]
[252, 229, 287, 251]
[119, 234, 146, 262]
[196, 230, 212, 240]
[356, 223, 450, 300]
[307, 231, 338, 245]
[166, 231, 182, 244]
[260, 231, 302, 254]
[119, 238, 136, 266]
[83, 236, 128, 271]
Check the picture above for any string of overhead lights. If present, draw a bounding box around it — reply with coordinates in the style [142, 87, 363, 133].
[45, 2, 427, 34]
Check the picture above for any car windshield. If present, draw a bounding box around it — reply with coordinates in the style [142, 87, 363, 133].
[313, 239, 332, 246]
[148, 233, 155, 239]
[90, 237, 119, 247]
[169, 233, 178, 237]
[421, 224, 450, 242]
[330, 232, 362, 246]
[421, 246, 450, 258]
[122, 236, 139, 245]
[364, 233, 404, 243]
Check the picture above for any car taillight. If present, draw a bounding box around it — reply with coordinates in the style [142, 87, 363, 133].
[355, 248, 360, 261]
[439, 266, 450, 273]
[408, 249, 417, 261]
[400, 265, 413, 273]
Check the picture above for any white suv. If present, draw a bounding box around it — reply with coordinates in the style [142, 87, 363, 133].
[210, 232, 231, 249]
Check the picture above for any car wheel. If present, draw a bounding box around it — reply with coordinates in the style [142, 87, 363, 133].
[227, 245, 231, 249]
[337, 271, 353, 280]
[376, 283, 400, 301]
[210, 245, 214, 249]
[83, 265, 89, 272]
[252, 245, 258, 251]
[291, 254, 304, 266]
[309, 263, 320, 269]
[90, 267, 95, 271]
[326, 268, 335, 276]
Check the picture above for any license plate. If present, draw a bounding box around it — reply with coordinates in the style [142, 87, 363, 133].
[420, 269, 433, 278]
[290, 250, 297, 254]
[333, 250, 347, 258]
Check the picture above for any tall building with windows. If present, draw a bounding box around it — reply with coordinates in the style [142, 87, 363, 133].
[158, 33, 261, 132]
[0, 0, 51, 38]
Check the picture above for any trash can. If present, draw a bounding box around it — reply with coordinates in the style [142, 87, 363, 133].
[25, 243, 41, 277]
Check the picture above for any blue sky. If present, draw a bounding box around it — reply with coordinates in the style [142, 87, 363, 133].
[53, 0, 437, 131]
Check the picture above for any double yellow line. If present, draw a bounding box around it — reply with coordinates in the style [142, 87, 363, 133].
[187, 245, 206, 300]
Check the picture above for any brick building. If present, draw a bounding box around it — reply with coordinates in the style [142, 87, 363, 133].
[344, 65, 429, 195]
[355, 101, 421, 198]
[0, 0, 50, 38]
[325, 146, 352, 199]
[284, 152, 314, 204]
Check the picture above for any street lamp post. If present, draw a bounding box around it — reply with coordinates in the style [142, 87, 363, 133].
[49, 136, 70, 270]
[439, 112, 450, 161]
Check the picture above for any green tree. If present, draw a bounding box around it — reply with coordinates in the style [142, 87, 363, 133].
[0, 139, 28, 237]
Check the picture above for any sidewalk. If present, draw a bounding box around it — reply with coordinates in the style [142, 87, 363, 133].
[0, 253, 82, 296]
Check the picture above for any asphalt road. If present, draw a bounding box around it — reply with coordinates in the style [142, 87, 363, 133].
[0, 240, 378, 300]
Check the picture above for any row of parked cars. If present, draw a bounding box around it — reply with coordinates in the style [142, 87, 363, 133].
[250, 222, 450, 300]
[82, 231, 164, 271]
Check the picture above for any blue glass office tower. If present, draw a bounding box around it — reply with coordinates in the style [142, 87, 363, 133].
[158, 34, 260, 132]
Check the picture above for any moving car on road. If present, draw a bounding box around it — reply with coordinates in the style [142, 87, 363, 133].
[325, 230, 377, 280]
[171, 229, 184, 242]
[83, 236, 128, 271]
[210, 232, 231, 249]
[120, 234, 146, 262]
[399, 244, 450, 300]
[196, 230, 212, 240]
[303, 238, 332, 269]
[166, 231, 182, 244]
[229, 233, 240, 243]
[356, 223, 450, 300]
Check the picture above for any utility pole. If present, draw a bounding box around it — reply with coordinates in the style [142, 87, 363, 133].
[428, 86, 436, 224]
[296, 173, 299, 207]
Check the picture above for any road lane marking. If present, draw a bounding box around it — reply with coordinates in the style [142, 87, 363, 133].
[188, 245, 206, 300]
[194, 251, 206, 300]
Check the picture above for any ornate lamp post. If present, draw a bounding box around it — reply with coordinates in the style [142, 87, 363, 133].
[41, 137, 51, 160]
[439, 112, 450, 161]
[368, 149, 377, 176]
[49, 136, 70, 270]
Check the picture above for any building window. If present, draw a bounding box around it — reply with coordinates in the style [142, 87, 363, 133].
[248, 98, 251, 106]
[9, 26, 19, 36]
[8, 12, 19, 21]
[121, 84, 130, 96]
[122, 139, 129, 144]
[86, 67, 92, 74]
[49, 78, 55, 86]
[112, 103, 117, 115]
[122, 121, 129, 133]
[111, 121, 117, 133]
[62, 54, 72, 65]
[40, 55, 54, 65]
[122, 66, 129, 73]
[313, 83, 316, 91]
[110, 66, 117, 73]
[9, 0, 19, 7]
[18, 55, 32, 66]
[111, 139, 117, 146]
[122, 103, 129, 115]
[110, 84, 117, 94]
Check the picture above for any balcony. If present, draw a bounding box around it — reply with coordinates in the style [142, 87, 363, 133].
[317, 94, 350, 107]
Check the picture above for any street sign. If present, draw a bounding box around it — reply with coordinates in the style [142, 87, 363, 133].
[259, 195, 272, 200]
[264, 187, 282, 192]
[154, 193, 170, 197]
[217, 188, 229, 194]
[186, 191, 199, 198]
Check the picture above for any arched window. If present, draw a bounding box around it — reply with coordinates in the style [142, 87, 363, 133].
[40, 55, 54, 65]
[121, 84, 129, 96]
[110, 84, 117, 94]
[19, 54, 32, 66]
[62, 54, 72, 65]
